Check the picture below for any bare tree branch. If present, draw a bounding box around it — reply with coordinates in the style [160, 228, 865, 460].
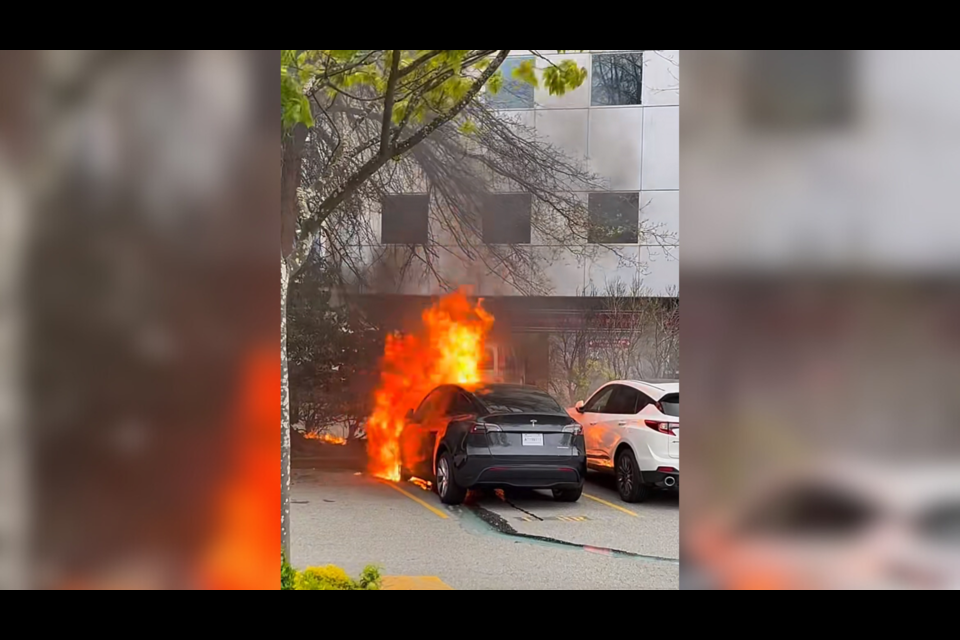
[379, 51, 401, 156]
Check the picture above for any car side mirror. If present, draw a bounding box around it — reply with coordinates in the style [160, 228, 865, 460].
[405, 408, 415, 422]
[574, 400, 585, 413]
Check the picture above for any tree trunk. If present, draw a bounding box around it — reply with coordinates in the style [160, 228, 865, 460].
[280, 123, 306, 565]
[280, 254, 291, 560]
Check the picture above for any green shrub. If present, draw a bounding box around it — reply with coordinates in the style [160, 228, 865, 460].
[281, 551, 297, 590]
[294, 564, 382, 590]
[282, 547, 381, 590]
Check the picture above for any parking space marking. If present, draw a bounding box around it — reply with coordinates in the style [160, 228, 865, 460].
[379, 480, 449, 519]
[518, 515, 590, 522]
[583, 493, 638, 517]
[381, 576, 454, 590]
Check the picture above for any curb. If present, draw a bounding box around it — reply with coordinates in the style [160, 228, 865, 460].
[381, 576, 453, 590]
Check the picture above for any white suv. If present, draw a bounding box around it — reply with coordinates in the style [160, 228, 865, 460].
[569, 380, 679, 503]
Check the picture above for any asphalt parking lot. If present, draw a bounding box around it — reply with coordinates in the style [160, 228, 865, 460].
[290, 462, 678, 589]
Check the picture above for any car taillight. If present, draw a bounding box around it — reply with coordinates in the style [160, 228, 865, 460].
[470, 423, 501, 434]
[645, 420, 677, 436]
[562, 424, 582, 436]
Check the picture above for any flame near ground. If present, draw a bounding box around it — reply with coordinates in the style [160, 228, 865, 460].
[303, 431, 347, 445]
[366, 289, 494, 481]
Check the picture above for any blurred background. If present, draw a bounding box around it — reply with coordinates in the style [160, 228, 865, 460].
[0, 51, 276, 589]
[682, 50, 960, 589]
[7, 50, 960, 590]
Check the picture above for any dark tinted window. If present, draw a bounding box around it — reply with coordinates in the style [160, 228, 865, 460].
[583, 386, 615, 413]
[635, 391, 655, 412]
[591, 52, 643, 106]
[482, 193, 532, 244]
[382, 194, 428, 244]
[738, 484, 877, 539]
[917, 503, 960, 544]
[415, 388, 448, 421]
[745, 50, 852, 130]
[588, 193, 639, 243]
[474, 386, 563, 413]
[447, 393, 477, 416]
[606, 385, 640, 414]
[659, 393, 679, 417]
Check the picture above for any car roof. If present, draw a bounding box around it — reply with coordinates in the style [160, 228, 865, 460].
[610, 379, 679, 398]
[461, 382, 550, 395]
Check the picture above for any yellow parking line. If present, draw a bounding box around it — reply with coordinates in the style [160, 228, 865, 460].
[583, 493, 638, 517]
[379, 480, 448, 519]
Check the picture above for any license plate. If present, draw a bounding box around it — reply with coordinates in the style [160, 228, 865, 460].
[522, 433, 543, 446]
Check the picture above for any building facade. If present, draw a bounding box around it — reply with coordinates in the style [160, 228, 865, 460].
[344, 50, 679, 390]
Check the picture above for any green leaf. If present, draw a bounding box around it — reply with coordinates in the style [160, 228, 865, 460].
[328, 50, 359, 61]
[299, 95, 314, 128]
[512, 59, 539, 88]
[392, 101, 408, 125]
[458, 120, 478, 135]
[487, 71, 504, 95]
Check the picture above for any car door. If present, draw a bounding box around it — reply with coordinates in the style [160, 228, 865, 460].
[401, 387, 449, 477]
[579, 385, 616, 468]
[597, 385, 642, 463]
[435, 390, 479, 465]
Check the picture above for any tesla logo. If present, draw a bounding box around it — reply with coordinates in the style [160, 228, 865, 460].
[530, 420, 537, 426]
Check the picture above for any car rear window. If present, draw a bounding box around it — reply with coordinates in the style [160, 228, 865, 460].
[660, 393, 679, 417]
[474, 387, 563, 413]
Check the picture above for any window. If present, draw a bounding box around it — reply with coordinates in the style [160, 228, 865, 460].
[415, 388, 448, 421]
[474, 386, 564, 413]
[606, 385, 640, 414]
[381, 194, 428, 244]
[659, 393, 679, 417]
[745, 50, 851, 129]
[582, 386, 615, 413]
[482, 193, 532, 244]
[447, 393, 477, 416]
[634, 391, 656, 412]
[486, 56, 535, 109]
[591, 52, 643, 106]
[588, 192, 639, 243]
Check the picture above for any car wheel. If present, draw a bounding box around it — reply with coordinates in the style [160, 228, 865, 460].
[436, 451, 467, 505]
[616, 448, 652, 503]
[552, 485, 583, 502]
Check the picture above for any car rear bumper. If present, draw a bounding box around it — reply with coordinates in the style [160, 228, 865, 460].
[456, 455, 586, 490]
[643, 467, 679, 490]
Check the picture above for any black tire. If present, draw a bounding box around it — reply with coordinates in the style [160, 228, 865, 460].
[616, 448, 652, 503]
[436, 451, 467, 505]
[552, 485, 583, 502]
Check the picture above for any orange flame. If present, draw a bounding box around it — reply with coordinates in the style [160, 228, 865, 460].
[303, 431, 347, 445]
[366, 288, 494, 481]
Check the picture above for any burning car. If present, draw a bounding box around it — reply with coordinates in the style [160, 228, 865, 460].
[398, 383, 587, 505]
